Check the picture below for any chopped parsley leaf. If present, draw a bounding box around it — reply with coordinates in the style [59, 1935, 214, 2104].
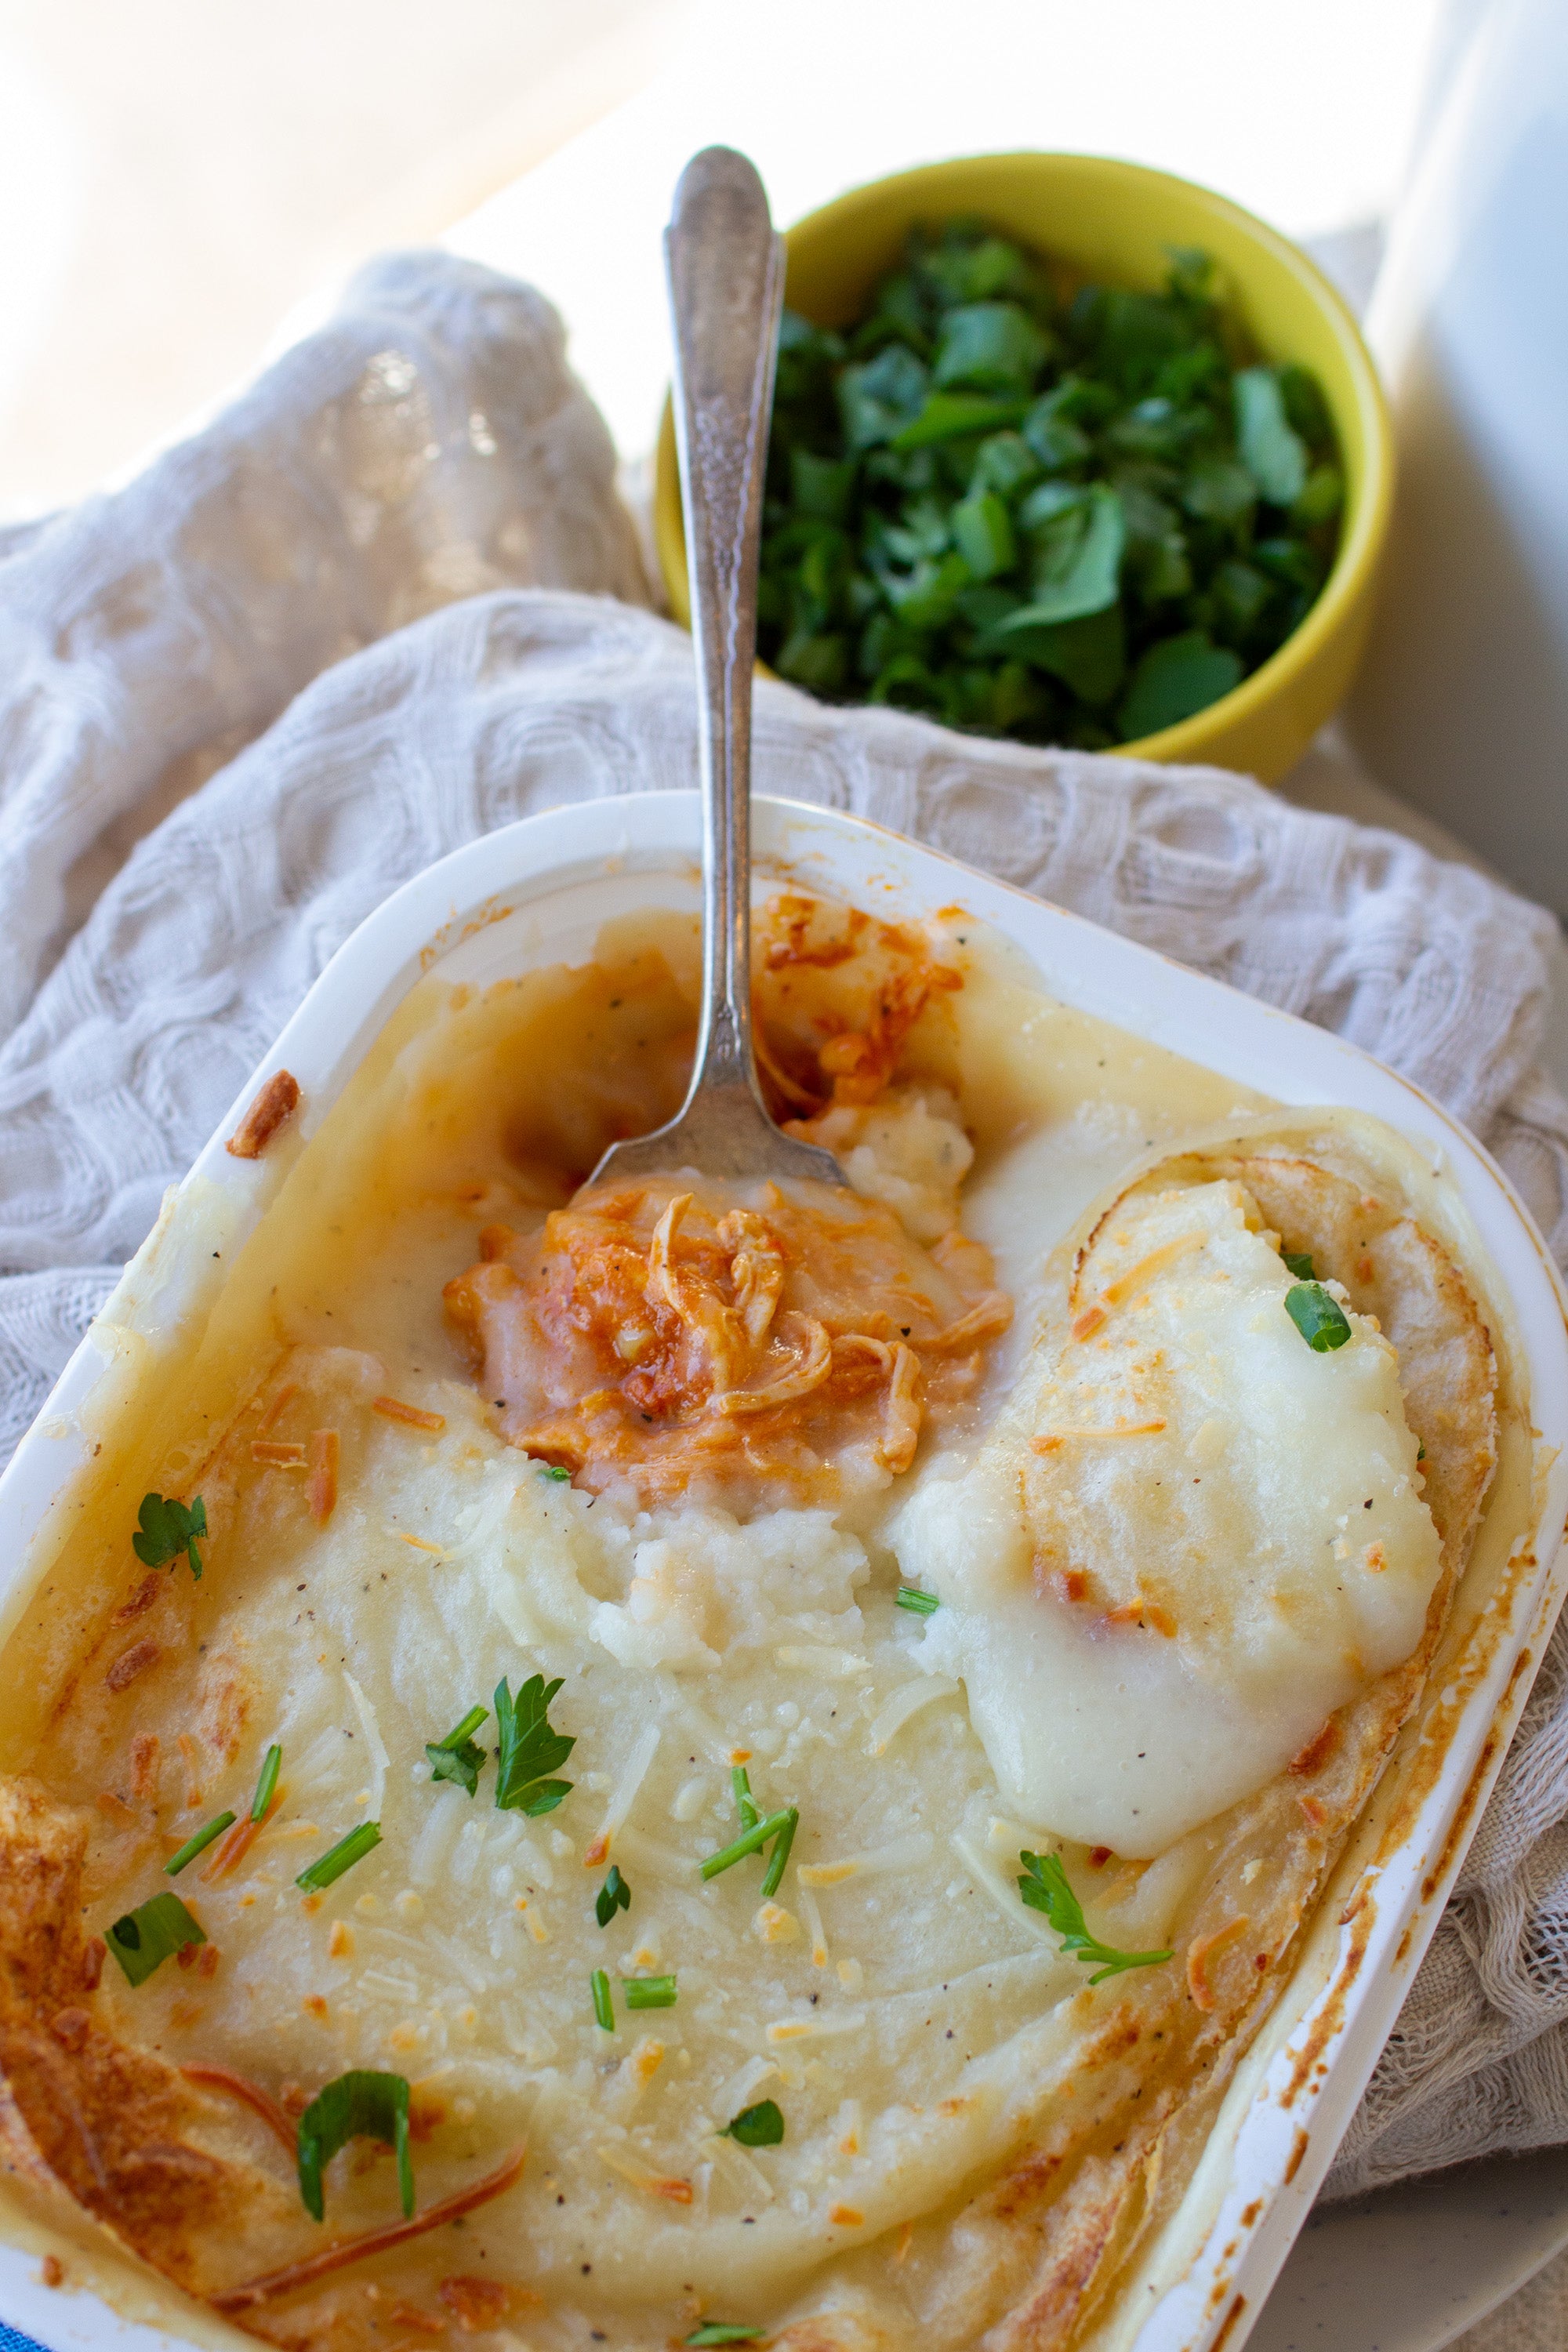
[164, 1811, 235, 1876]
[132, 1492, 207, 1581]
[296, 1820, 382, 1893]
[426, 1703, 489, 1798]
[296, 2069, 412, 2222]
[1018, 1850, 1173, 1984]
[723, 2097, 785, 2147]
[107, 1892, 205, 1985]
[895, 1585, 939, 1615]
[494, 1674, 575, 1816]
[1284, 1280, 1352, 1352]
[595, 1863, 631, 1929]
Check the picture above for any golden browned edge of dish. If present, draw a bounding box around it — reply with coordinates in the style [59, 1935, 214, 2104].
[0, 967, 1544, 2352]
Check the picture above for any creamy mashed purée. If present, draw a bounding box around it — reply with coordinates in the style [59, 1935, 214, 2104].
[0, 893, 1486, 2347]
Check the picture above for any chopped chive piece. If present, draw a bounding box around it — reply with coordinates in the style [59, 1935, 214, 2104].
[595, 1863, 631, 1929]
[132, 1491, 207, 1581]
[107, 1892, 206, 1986]
[164, 1810, 236, 1876]
[1417, 1443, 1427, 1461]
[494, 1674, 575, 1816]
[539, 1463, 572, 1481]
[590, 1967, 615, 2031]
[723, 2097, 784, 2147]
[623, 1974, 677, 2009]
[1018, 1850, 1173, 1984]
[759, 1806, 798, 1900]
[251, 1743, 282, 1822]
[296, 2069, 412, 2223]
[700, 1807, 794, 1882]
[731, 1764, 759, 1831]
[1282, 1250, 1316, 1280]
[687, 2330, 765, 2347]
[296, 1820, 382, 1893]
[896, 1585, 939, 1615]
[1284, 1281, 1352, 1353]
[426, 1703, 489, 1798]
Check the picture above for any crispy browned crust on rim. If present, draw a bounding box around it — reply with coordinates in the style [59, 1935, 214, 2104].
[0, 1776, 295, 2297]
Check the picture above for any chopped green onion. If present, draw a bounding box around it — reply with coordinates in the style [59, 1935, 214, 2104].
[723, 2098, 784, 2148]
[687, 2330, 765, 2347]
[731, 1764, 759, 1831]
[759, 1807, 798, 1901]
[590, 1967, 615, 2031]
[296, 2069, 412, 2222]
[106, 1892, 206, 1986]
[164, 1811, 236, 1877]
[700, 1807, 795, 1882]
[623, 1974, 677, 2010]
[251, 1743, 281, 1821]
[1284, 1281, 1352, 1353]
[539, 1464, 572, 1482]
[595, 1864, 631, 1929]
[426, 1704, 489, 1798]
[1282, 1250, 1316, 1281]
[296, 1821, 382, 1893]
[895, 1585, 939, 1615]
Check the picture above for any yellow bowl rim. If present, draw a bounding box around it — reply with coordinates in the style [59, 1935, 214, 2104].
[652, 149, 1394, 772]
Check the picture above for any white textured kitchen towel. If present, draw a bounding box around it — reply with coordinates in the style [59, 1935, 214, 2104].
[0, 249, 1566, 2202]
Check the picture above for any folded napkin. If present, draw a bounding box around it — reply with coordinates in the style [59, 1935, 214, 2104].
[2, 251, 1566, 2204]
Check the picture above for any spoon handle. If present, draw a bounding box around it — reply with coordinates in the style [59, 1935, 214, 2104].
[665, 145, 785, 1108]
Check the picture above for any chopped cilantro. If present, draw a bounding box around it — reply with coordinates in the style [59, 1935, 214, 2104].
[595, 1863, 631, 1929]
[724, 2097, 785, 2147]
[494, 1674, 575, 1816]
[296, 1821, 382, 1893]
[1284, 1280, 1352, 1352]
[755, 229, 1343, 750]
[624, 1974, 677, 2009]
[296, 2069, 412, 2222]
[251, 1742, 281, 1821]
[895, 1585, 939, 1615]
[426, 1703, 489, 1798]
[132, 1492, 207, 1581]
[1018, 1850, 1173, 1984]
[107, 1892, 205, 1986]
[590, 1966, 615, 2031]
[163, 1811, 235, 1876]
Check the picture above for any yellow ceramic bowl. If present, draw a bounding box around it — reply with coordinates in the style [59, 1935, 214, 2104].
[653, 151, 1393, 783]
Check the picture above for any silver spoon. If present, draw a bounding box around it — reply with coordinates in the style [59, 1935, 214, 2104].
[588, 147, 845, 1192]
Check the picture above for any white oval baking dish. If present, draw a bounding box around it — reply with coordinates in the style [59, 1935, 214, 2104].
[1, 791, 1564, 2352]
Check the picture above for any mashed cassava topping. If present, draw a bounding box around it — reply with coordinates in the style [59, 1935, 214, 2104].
[0, 892, 1503, 2352]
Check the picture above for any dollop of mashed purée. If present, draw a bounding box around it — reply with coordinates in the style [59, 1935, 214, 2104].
[0, 895, 1500, 2352]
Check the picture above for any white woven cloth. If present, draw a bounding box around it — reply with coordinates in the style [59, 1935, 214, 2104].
[2, 250, 1567, 2205]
